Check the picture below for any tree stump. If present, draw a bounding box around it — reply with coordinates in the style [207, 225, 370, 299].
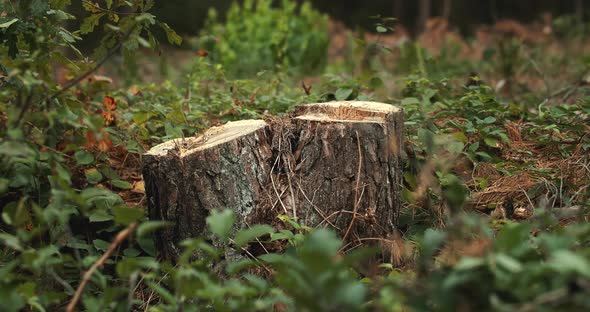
[142, 101, 403, 260]
[142, 120, 273, 259]
[267, 101, 403, 241]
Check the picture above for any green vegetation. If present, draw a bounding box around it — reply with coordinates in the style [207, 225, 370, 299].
[200, 0, 329, 78]
[1, 0, 590, 311]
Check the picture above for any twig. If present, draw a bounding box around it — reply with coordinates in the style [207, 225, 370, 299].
[342, 131, 362, 242]
[229, 238, 272, 274]
[142, 270, 171, 312]
[282, 155, 297, 220]
[48, 268, 75, 294]
[296, 179, 338, 229]
[270, 156, 288, 215]
[50, 26, 137, 102]
[301, 80, 312, 95]
[66, 222, 138, 312]
[13, 92, 33, 127]
[519, 187, 535, 210]
[14, 26, 138, 128]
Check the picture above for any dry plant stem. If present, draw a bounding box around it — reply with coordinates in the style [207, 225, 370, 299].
[342, 131, 362, 242]
[270, 156, 289, 215]
[283, 155, 297, 219]
[66, 222, 138, 312]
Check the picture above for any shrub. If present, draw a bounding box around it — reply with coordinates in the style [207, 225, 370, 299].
[201, 0, 329, 78]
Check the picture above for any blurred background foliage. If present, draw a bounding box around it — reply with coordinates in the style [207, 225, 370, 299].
[149, 0, 585, 36]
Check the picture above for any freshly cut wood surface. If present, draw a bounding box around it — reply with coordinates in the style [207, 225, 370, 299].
[294, 101, 402, 122]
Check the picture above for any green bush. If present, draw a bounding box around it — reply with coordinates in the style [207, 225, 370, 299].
[201, 0, 329, 78]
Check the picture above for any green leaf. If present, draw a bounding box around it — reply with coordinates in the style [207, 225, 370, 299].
[226, 258, 257, 274]
[89, 211, 114, 223]
[93, 239, 109, 251]
[454, 257, 485, 271]
[376, 25, 387, 33]
[123, 248, 140, 257]
[549, 250, 590, 277]
[0, 233, 23, 251]
[117, 257, 159, 278]
[369, 76, 384, 88]
[49, 0, 72, 9]
[137, 236, 156, 257]
[55, 163, 72, 184]
[159, 22, 182, 45]
[0, 178, 8, 196]
[112, 206, 144, 225]
[335, 88, 353, 101]
[234, 224, 274, 247]
[81, 188, 123, 209]
[180, 239, 219, 260]
[85, 168, 103, 184]
[75, 151, 94, 165]
[0, 19, 18, 29]
[80, 13, 105, 35]
[31, 0, 50, 16]
[132, 112, 150, 124]
[421, 229, 446, 259]
[258, 253, 286, 264]
[401, 97, 420, 105]
[271, 230, 294, 241]
[145, 280, 175, 304]
[206, 209, 235, 241]
[137, 221, 172, 237]
[111, 179, 132, 190]
[481, 116, 496, 124]
[494, 253, 522, 273]
[483, 137, 499, 147]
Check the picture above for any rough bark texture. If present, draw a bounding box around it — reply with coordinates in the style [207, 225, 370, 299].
[267, 101, 403, 241]
[142, 120, 273, 259]
[143, 102, 403, 260]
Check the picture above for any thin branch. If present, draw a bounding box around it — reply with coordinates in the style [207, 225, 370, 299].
[342, 131, 363, 242]
[82, 0, 142, 16]
[66, 222, 138, 312]
[13, 91, 33, 127]
[14, 26, 137, 127]
[50, 26, 137, 102]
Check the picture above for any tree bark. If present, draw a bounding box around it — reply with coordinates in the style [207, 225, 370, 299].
[142, 120, 273, 259]
[576, 0, 584, 24]
[142, 102, 403, 260]
[442, 0, 452, 20]
[275, 102, 403, 240]
[417, 0, 431, 35]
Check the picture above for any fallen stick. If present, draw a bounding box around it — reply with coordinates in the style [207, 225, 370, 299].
[66, 222, 138, 312]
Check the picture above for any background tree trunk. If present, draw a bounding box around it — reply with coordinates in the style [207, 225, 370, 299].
[576, 0, 584, 24]
[442, 0, 452, 20]
[417, 0, 431, 34]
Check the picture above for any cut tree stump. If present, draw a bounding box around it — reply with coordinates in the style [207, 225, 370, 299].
[142, 101, 403, 260]
[271, 101, 403, 241]
[142, 120, 273, 259]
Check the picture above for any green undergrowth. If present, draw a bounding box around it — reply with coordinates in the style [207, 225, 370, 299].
[1, 0, 590, 311]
